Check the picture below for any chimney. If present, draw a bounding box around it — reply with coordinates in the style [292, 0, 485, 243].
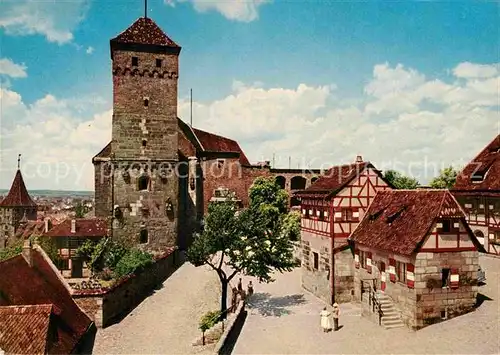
[71, 219, 76, 234]
[356, 155, 363, 163]
[44, 218, 51, 233]
[22, 239, 33, 267]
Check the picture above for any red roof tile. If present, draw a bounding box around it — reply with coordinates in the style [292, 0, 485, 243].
[0, 304, 54, 354]
[296, 162, 378, 197]
[111, 17, 179, 47]
[15, 221, 46, 239]
[453, 135, 500, 192]
[0, 170, 36, 207]
[44, 218, 107, 238]
[349, 190, 481, 256]
[192, 128, 251, 165]
[0, 249, 93, 353]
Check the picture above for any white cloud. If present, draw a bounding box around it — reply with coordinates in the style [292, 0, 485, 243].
[453, 62, 499, 79]
[167, 0, 270, 22]
[0, 58, 27, 78]
[0, 0, 89, 44]
[0, 88, 110, 191]
[1, 61, 498, 190]
[86, 46, 94, 55]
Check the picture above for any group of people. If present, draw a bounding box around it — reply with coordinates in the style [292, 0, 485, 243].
[320, 303, 340, 333]
[229, 278, 254, 313]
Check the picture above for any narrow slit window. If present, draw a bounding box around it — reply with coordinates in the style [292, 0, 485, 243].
[441, 268, 450, 288]
[144, 98, 149, 107]
[139, 229, 148, 244]
[313, 252, 319, 270]
[142, 139, 147, 147]
[156, 58, 162, 68]
[132, 57, 138, 66]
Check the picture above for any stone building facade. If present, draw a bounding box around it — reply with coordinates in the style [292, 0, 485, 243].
[452, 134, 500, 255]
[0, 169, 37, 249]
[296, 157, 393, 305]
[93, 16, 325, 252]
[350, 189, 484, 330]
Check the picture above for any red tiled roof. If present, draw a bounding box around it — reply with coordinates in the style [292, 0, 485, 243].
[111, 17, 179, 47]
[15, 221, 46, 239]
[0, 170, 36, 207]
[349, 190, 480, 256]
[92, 119, 251, 165]
[192, 128, 251, 165]
[0, 249, 93, 353]
[0, 304, 54, 354]
[295, 162, 370, 196]
[44, 218, 107, 238]
[453, 135, 500, 192]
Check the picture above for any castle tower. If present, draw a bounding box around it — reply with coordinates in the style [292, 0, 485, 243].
[107, 17, 181, 250]
[0, 164, 37, 249]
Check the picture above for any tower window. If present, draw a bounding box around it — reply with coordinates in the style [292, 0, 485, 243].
[139, 229, 148, 244]
[138, 175, 150, 191]
[144, 98, 149, 107]
[142, 139, 147, 147]
[132, 57, 139, 66]
[156, 58, 162, 68]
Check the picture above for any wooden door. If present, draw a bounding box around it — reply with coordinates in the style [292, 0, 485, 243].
[71, 258, 83, 278]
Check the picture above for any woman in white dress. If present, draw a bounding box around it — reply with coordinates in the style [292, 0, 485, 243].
[320, 306, 332, 332]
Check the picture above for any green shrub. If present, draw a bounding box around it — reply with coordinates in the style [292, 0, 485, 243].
[0, 241, 23, 261]
[199, 310, 221, 332]
[113, 249, 154, 279]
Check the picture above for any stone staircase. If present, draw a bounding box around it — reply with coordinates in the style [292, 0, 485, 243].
[361, 291, 404, 329]
[376, 292, 404, 329]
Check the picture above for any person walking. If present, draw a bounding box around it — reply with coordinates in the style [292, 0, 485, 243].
[332, 303, 340, 331]
[237, 278, 243, 291]
[320, 307, 332, 333]
[247, 281, 254, 296]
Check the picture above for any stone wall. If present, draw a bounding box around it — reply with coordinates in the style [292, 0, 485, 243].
[301, 235, 332, 304]
[73, 248, 179, 328]
[333, 248, 354, 303]
[414, 251, 478, 329]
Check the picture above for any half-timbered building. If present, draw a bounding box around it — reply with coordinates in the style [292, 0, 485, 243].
[350, 190, 484, 330]
[452, 134, 500, 255]
[295, 156, 393, 305]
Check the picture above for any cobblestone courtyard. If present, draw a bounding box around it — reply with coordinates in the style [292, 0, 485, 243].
[93, 261, 222, 354]
[234, 254, 500, 354]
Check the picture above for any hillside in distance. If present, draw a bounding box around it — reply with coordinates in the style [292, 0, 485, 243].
[0, 189, 94, 198]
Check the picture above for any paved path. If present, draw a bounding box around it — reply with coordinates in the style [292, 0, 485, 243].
[93, 262, 222, 354]
[233, 255, 500, 354]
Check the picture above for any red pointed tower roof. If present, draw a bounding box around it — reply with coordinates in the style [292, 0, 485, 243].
[0, 170, 36, 207]
[111, 17, 180, 47]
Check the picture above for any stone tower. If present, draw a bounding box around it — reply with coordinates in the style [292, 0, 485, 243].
[105, 16, 181, 251]
[0, 167, 37, 249]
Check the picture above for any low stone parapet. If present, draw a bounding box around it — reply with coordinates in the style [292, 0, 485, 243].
[72, 247, 180, 328]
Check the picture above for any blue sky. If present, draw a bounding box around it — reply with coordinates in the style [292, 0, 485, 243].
[0, 0, 499, 190]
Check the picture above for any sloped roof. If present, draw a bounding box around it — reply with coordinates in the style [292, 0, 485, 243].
[93, 118, 251, 165]
[0, 249, 93, 353]
[15, 221, 46, 240]
[0, 170, 36, 207]
[111, 17, 179, 47]
[349, 190, 481, 256]
[295, 162, 373, 197]
[453, 134, 500, 192]
[44, 218, 107, 238]
[0, 304, 54, 354]
[192, 128, 250, 165]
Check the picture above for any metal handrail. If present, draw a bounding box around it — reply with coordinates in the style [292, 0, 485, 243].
[361, 278, 383, 325]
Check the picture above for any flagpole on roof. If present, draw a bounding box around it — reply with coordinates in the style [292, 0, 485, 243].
[190, 88, 193, 127]
[144, 0, 148, 18]
[17, 154, 21, 170]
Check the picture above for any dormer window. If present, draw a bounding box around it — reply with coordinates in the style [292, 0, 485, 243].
[156, 59, 162, 68]
[441, 220, 451, 233]
[132, 57, 139, 66]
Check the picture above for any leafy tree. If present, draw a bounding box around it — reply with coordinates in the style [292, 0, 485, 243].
[199, 310, 221, 345]
[32, 236, 62, 265]
[76, 238, 127, 275]
[114, 249, 154, 278]
[429, 166, 459, 189]
[383, 170, 420, 189]
[187, 177, 296, 318]
[74, 202, 87, 218]
[282, 210, 301, 242]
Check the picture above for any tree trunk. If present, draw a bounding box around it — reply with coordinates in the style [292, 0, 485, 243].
[220, 279, 228, 319]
